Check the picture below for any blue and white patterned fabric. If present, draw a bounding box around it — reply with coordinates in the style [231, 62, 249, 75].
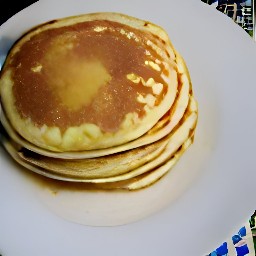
[208, 223, 255, 256]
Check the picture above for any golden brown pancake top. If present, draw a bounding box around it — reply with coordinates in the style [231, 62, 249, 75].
[7, 20, 168, 132]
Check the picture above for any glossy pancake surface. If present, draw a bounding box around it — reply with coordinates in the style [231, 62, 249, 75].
[0, 12, 178, 152]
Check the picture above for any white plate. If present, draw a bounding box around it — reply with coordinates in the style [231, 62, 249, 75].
[1, 0, 256, 255]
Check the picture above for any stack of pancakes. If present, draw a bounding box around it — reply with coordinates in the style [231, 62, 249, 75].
[0, 12, 198, 190]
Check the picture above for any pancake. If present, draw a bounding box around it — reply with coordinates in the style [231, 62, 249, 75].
[0, 50, 190, 159]
[0, 94, 197, 185]
[97, 136, 194, 191]
[0, 12, 198, 193]
[0, 12, 179, 152]
[1, 126, 168, 180]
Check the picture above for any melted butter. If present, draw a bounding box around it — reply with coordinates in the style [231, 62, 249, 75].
[47, 57, 111, 111]
[44, 33, 111, 111]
